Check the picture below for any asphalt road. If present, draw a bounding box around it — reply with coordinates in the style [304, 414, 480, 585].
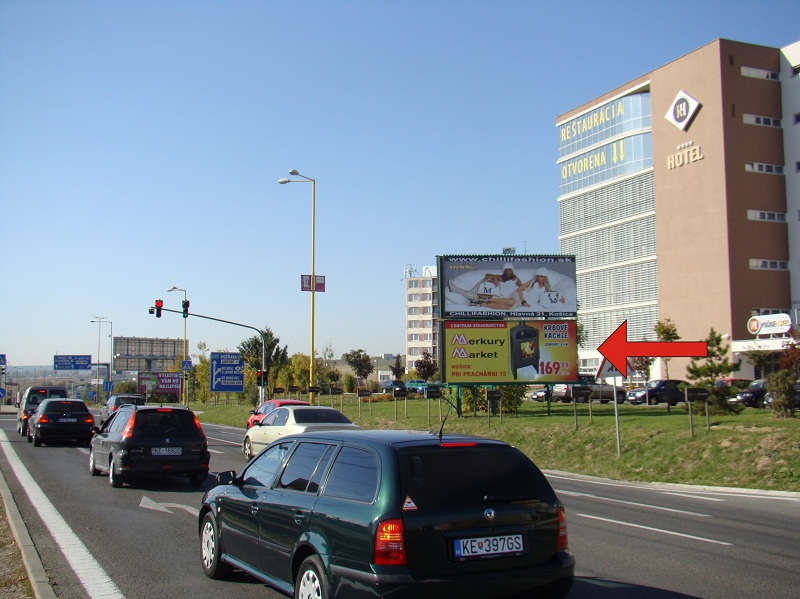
[1, 409, 798, 599]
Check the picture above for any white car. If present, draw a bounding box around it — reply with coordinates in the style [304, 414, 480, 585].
[242, 405, 359, 460]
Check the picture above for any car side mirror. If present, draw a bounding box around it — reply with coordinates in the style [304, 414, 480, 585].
[90, 426, 100, 435]
[215, 470, 236, 486]
[249, 410, 256, 415]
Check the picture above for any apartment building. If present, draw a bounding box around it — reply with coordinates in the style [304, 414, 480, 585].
[404, 265, 438, 373]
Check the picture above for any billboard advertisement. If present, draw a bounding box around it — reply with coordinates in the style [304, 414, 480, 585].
[443, 320, 578, 383]
[439, 255, 577, 319]
[137, 372, 183, 394]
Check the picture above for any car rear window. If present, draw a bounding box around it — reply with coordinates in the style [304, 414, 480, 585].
[397, 444, 556, 508]
[293, 409, 352, 424]
[133, 409, 200, 438]
[43, 401, 89, 413]
[48, 389, 68, 398]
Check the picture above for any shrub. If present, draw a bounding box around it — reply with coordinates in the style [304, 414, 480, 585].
[767, 369, 797, 419]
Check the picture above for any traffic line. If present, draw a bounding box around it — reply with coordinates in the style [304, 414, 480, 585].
[558, 489, 711, 517]
[0, 430, 126, 598]
[576, 513, 732, 545]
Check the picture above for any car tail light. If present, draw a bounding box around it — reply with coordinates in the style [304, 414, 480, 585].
[374, 519, 406, 565]
[439, 442, 478, 447]
[193, 414, 206, 439]
[83, 415, 95, 424]
[111, 405, 118, 412]
[557, 506, 568, 552]
[121, 412, 136, 439]
[38, 414, 50, 423]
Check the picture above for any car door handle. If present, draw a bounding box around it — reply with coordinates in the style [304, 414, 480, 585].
[251, 504, 259, 516]
[294, 511, 306, 524]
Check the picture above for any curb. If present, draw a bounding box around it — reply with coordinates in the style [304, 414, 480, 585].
[0, 446, 57, 599]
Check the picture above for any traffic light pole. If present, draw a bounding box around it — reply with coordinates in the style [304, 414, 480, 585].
[150, 306, 267, 403]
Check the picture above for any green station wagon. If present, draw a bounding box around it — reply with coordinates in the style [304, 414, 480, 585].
[199, 429, 574, 599]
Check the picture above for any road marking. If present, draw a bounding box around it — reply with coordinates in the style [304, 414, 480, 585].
[208, 448, 225, 454]
[207, 435, 242, 446]
[661, 491, 725, 502]
[576, 513, 732, 546]
[140, 495, 199, 517]
[0, 430, 126, 598]
[557, 489, 711, 517]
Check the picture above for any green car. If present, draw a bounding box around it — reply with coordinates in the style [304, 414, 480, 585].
[199, 429, 574, 599]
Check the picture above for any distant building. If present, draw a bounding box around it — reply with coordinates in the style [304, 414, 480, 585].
[557, 38, 800, 379]
[404, 265, 438, 373]
[113, 336, 187, 373]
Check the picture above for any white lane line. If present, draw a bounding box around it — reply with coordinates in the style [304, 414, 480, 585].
[207, 435, 242, 446]
[0, 430, 126, 598]
[576, 513, 732, 546]
[557, 489, 711, 517]
[661, 491, 726, 502]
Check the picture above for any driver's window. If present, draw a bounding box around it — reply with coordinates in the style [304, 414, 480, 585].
[272, 409, 289, 427]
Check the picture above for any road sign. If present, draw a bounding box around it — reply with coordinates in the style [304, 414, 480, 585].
[685, 387, 711, 401]
[596, 357, 633, 379]
[0, 354, 6, 366]
[425, 388, 442, 399]
[572, 386, 593, 400]
[210, 353, 244, 393]
[0, 389, 6, 399]
[301, 274, 326, 292]
[181, 360, 193, 371]
[103, 381, 114, 393]
[54, 355, 92, 370]
[486, 390, 503, 401]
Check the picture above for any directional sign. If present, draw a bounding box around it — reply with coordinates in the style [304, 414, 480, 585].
[54, 355, 92, 370]
[210, 352, 244, 393]
[0, 354, 6, 366]
[685, 387, 711, 401]
[486, 390, 503, 401]
[0, 389, 6, 399]
[572, 386, 593, 400]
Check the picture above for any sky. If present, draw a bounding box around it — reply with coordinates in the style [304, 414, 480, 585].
[1, 0, 798, 368]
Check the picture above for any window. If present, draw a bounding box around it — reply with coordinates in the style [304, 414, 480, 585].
[407, 280, 419, 289]
[745, 162, 784, 175]
[748, 210, 786, 222]
[408, 307, 419, 315]
[749, 259, 789, 271]
[408, 293, 419, 302]
[743, 114, 781, 127]
[242, 442, 293, 487]
[740, 66, 779, 80]
[408, 334, 419, 342]
[407, 320, 419, 328]
[794, 113, 800, 125]
[323, 447, 379, 502]
[278, 442, 335, 493]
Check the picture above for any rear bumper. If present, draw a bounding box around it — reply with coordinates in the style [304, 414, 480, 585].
[118, 451, 211, 477]
[33, 424, 94, 440]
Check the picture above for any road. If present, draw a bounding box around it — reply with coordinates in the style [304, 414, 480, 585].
[1, 410, 798, 598]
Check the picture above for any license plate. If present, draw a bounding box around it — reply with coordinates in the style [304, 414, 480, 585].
[454, 534, 523, 559]
[58, 418, 78, 423]
[152, 447, 182, 456]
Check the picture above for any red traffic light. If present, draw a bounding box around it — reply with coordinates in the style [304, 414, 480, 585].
[154, 299, 163, 318]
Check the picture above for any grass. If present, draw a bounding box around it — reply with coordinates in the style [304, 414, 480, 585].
[193, 395, 800, 493]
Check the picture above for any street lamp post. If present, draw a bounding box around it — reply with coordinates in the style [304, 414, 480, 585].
[168, 286, 188, 406]
[279, 170, 317, 401]
[90, 317, 108, 404]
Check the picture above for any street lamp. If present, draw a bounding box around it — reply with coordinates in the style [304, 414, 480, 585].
[279, 170, 318, 400]
[90, 317, 109, 403]
[168, 286, 188, 406]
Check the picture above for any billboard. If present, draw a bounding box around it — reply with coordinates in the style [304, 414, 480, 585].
[137, 372, 183, 394]
[443, 320, 578, 383]
[439, 255, 577, 319]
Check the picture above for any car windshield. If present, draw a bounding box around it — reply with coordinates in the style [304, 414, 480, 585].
[293, 409, 352, 424]
[133, 409, 200, 438]
[397, 444, 556, 508]
[748, 381, 766, 390]
[646, 380, 662, 388]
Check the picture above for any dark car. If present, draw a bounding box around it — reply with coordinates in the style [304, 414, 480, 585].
[199, 429, 574, 599]
[626, 379, 687, 405]
[246, 399, 310, 429]
[382, 380, 408, 393]
[100, 393, 145, 424]
[89, 404, 210, 487]
[16, 385, 68, 437]
[27, 399, 95, 447]
[729, 379, 769, 408]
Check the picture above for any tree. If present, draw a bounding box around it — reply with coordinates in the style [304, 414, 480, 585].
[741, 349, 774, 380]
[654, 318, 680, 378]
[414, 351, 439, 381]
[686, 328, 741, 413]
[766, 369, 796, 419]
[779, 326, 800, 378]
[629, 339, 655, 382]
[343, 349, 374, 384]
[390, 355, 404, 380]
[237, 327, 289, 390]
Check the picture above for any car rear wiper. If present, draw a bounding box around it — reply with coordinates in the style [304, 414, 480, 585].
[483, 495, 542, 504]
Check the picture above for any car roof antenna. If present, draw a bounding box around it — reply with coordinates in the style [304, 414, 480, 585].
[437, 416, 448, 442]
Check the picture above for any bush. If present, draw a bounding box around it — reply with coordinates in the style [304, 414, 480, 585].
[767, 369, 797, 419]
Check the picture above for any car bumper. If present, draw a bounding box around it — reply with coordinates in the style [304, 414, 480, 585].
[33, 424, 94, 440]
[117, 451, 211, 477]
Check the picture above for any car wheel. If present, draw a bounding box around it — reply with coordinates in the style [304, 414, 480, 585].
[243, 437, 254, 461]
[189, 472, 206, 487]
[32, 431, 42, 447]
[18, 422, 25, 436]
[89, 450, 100, 476]
[616, 393, 626, 404]
[295, 555, 329, 599]
[109, 455, 123, 488]
[200, 513, 233, 580]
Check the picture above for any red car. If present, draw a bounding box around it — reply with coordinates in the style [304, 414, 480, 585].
[246, 399, 309, 429]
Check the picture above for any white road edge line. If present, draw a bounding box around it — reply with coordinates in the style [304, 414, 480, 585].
[557, 489, 711, 517]
[576, 513, 732, 546]
[0, 430, 126, 598]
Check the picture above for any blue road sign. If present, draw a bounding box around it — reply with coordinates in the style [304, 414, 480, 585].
[210, 352, 244, 393]
[0, 389, 6, 399]
[54, 355, 92, 370]
[181, 360, 193, 371]
[103, 381, 115, 393]
[0, 354, 6, 367]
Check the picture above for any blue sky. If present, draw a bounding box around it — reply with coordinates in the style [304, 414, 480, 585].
[1, 0, 798, 367]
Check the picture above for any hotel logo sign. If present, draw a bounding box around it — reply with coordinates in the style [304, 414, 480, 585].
[665, 90, 700, 131]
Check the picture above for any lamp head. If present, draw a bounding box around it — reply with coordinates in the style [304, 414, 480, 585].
[278, 178, 290, 184]
[289, 169, 299, 175]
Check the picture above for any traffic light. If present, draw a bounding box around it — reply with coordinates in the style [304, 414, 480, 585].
[155, 299, 163, 318]
[182, 299, 190, 318]
[256, 370, 264, 386]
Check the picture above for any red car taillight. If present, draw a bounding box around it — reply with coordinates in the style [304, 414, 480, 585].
[374, 519, 406, 565]
[121, 412, 136, 439]
[193, 414, 206, 440]
[83, 415, 95, 424]
[38, 414, 50, 423]
[557, 506, 569, 552]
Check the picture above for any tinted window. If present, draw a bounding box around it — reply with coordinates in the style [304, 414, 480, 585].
[48, 389, 68, 399]
[323, 447, 378, 502]
[278, 442, 335, 492]
[133, 410, 199, 438]
[397, 445, 556, 508]
[43, 400, 89, 413]
[243, 442, 293, 487]
[109, 411, 130, 433]
[293, 409, 351, 424]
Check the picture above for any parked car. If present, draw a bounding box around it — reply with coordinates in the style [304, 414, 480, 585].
[406, 379, 427, 393]
[714, 378, 752, 390]
[200, 429, 575, 599]
[729, 379, 769, 408]
[246, 399, 310, 429]
[626, 379, 688, 405]
[27, 399, 95, 447]
[764, 381, 800, 409]
[552, 375, 625, 403]
[242, 406, 359, 460]
[16, 385, 68, 437]
[89, 404, 210, 487]
[382, 380, 408, 393]
[100, 393, 145, 424]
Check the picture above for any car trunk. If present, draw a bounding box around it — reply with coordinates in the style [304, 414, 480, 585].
[127, 410, 207, 468]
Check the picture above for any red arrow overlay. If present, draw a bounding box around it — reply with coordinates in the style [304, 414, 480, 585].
[597, 320, 708, 377]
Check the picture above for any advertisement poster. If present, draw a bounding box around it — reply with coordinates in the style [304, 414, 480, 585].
[137, 372, 183, 394]
[444, 320, 578, 383]
[439, 255, 577, 319]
